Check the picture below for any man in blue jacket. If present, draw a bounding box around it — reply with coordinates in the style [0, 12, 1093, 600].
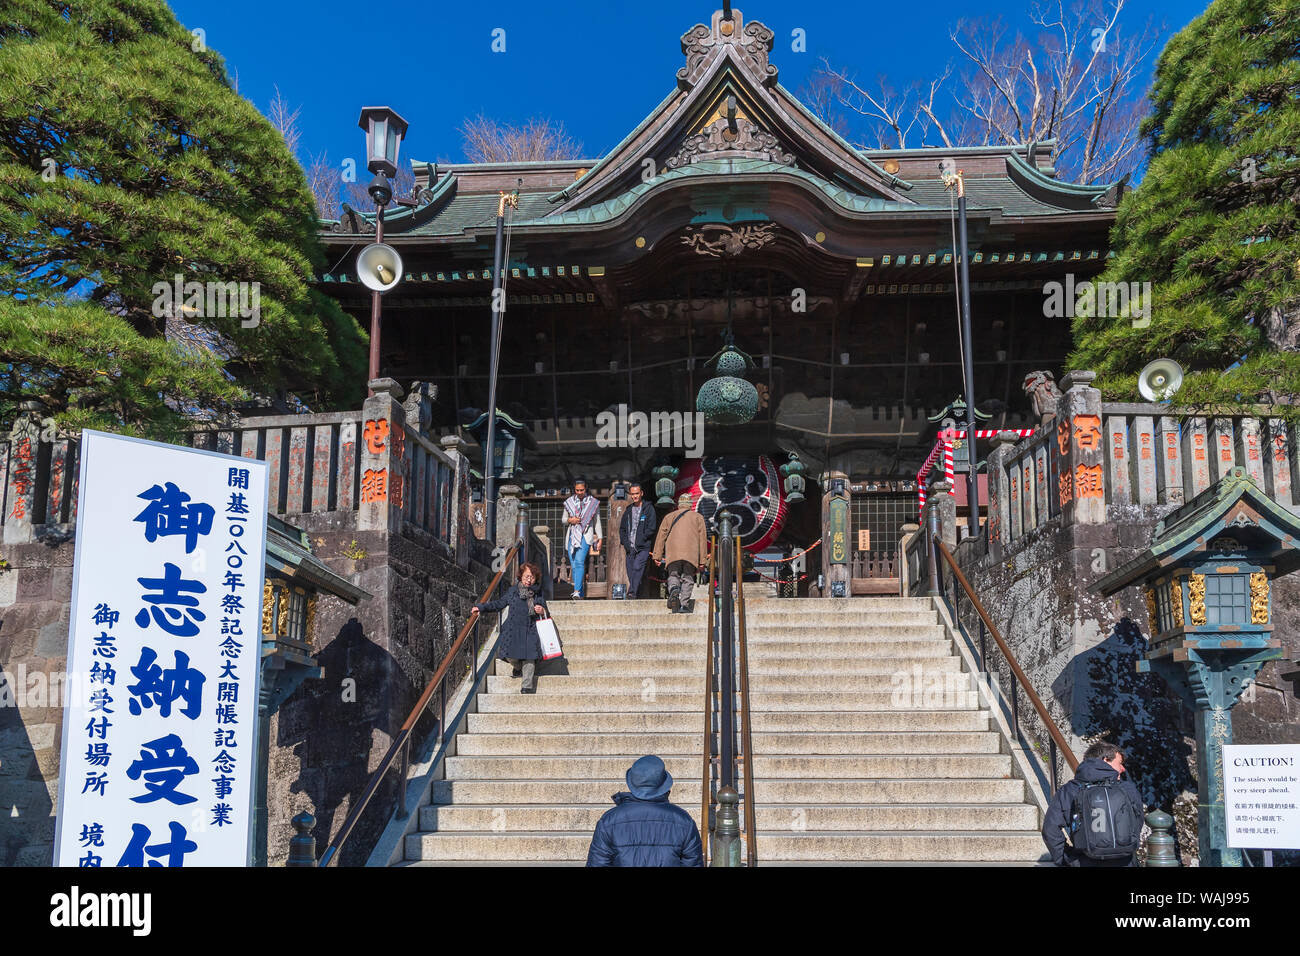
[1042, 739, 1145, 867]
[587, 755, 704, 866]
[618, 483, 657, 599]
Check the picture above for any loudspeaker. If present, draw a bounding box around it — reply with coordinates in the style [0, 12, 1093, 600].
[1138, 359, 1184, 402]
[356, 242, 404, 293]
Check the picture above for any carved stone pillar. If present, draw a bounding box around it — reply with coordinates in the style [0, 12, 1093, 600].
[358, 378, 406, 533]
[1056, 371, 1104, 526]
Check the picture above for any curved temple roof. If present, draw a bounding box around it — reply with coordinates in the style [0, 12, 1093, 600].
[323, 7, 1120, 247]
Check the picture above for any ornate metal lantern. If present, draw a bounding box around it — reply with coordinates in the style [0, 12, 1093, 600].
[652, 463, 680, 507]
[1096, 468, 1300, 866]
[779, 452, 807, 504]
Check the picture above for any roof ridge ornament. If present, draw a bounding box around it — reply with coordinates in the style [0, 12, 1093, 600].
[667, 113, 794, 168]
[678, 8, 777, 91]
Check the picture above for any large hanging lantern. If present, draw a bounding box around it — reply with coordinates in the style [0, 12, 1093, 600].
[696, 336, 758, 425]
[676, 456, 788, 551]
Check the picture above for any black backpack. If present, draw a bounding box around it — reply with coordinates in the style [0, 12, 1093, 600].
[1069, 779, 1142, 860]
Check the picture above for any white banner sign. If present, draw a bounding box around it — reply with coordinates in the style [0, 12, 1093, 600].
[54, 430, 268, 867]
[1224, 743, 1300, 850]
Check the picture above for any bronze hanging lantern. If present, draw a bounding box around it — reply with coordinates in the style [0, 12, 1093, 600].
[696, 330, 758, 425]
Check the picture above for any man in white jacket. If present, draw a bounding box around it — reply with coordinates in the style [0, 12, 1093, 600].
[563, 479, 602, 599]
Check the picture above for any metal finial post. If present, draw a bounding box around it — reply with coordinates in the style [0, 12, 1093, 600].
[1143, 810, 1180, 867]
[287, 812, 316, 867]
[711, 786, 742, 867]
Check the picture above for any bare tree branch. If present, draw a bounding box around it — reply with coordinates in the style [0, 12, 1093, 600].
[267, 86, 301, 157]
[459, 115, 584, 163]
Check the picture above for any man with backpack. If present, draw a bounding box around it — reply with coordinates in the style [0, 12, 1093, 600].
[1042, 740, 1145, 867]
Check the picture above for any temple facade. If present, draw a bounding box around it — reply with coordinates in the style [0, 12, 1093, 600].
[319, 7, 1121, 582]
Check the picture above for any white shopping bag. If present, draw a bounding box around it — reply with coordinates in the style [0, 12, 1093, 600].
[536, 615, 563, 660]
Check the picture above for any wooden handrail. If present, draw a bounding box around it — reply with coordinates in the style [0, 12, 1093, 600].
[318, 539, 522, 866]
[700, 545, 716, 863]
[935, 540, 1079, 773]
[735, 534, 757, 866]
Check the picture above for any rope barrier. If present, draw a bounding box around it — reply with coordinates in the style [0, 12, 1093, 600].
[917, 427, 1036, 514]
[750, 539, 821, 564]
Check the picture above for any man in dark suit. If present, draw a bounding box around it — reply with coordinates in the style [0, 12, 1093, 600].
[618, 482, 658, 599]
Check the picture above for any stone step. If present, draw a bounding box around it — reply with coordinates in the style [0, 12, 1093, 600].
[483, 672, 971, 694]
[491, 657, 963, 678]
[444, 753, 1012, 779]
[430, 776, 1025, 806]
[547, 611, 939, 629]
[551, 597, 931, 613]
[553, 625, 949, 642]
[465, 709, 990, 735]
[417, 802, 1039, 833]
[551, 639, 952, 659]
[454, 730, 1003, 756]
[406, 830, 1043, 863]
[474, 690, 981, 711]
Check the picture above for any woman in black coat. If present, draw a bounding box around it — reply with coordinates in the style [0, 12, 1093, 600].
[470, 562, 549, 693]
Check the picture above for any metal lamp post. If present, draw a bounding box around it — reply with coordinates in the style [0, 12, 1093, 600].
[484, 189, 519, 537]
[944, 168, 980, 534]
[356, 107, 410, 395]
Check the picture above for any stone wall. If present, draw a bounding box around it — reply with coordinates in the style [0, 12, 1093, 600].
[0, 535, 74, 866]
[261, 515, 491, 866]
[950, 501, 1299, 865]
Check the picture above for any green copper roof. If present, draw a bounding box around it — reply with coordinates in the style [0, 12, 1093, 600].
[1095, 468, 1300, 594]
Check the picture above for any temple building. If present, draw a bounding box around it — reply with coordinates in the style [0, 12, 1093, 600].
[319, 7, 1121, 582]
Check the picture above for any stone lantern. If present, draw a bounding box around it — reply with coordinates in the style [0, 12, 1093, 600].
[1095, 468, 1300, 866]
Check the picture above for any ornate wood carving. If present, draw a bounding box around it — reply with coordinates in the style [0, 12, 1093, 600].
[1188, 573, 1207, 626]
[666, 115, 794, 169]
[1143, 586, 1158, 634]
[262, 583, 275, 636]
[1171, 579, 1184, 628]
[680, 222, 777, 257]
[678, 10, 778, 90]
[1249, 572, 1269, 625]
[328, 206, 377, 235]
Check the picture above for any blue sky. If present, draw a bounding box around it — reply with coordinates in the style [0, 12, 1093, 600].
[167, 0, 1214, 171]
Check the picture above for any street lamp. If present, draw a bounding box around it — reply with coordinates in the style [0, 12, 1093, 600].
[358, 106, 409, 178]
[356, 107, 409, 395]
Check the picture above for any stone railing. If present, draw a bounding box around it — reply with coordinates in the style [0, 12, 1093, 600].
[189, 411, 364, 515]
[0, 429, 78, 544]
[3, 380, 473, 564]
[188, 381, 472, 561]
[980, 371, 1299, 559]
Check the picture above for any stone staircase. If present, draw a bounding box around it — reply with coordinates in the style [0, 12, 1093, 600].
[402, 596, 1046, 865]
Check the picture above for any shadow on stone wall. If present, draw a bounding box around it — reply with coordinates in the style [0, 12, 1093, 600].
[1075, 617, 1195, 806]
[269, 617, 401, 867]
[0, 674, 55, 866]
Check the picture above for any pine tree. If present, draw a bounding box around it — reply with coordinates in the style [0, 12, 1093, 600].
[1069, 0, 1300, 409]
[0, 0, 368, 439]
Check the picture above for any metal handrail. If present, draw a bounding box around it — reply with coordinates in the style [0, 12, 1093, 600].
[700, 545, 716, 864]
[734, 534, 757, 866]
[318, 539, 523, 866]
[933, 538, 1079, 783]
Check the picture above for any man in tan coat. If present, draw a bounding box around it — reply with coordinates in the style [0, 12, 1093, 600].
[652, 493, 709, 613]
